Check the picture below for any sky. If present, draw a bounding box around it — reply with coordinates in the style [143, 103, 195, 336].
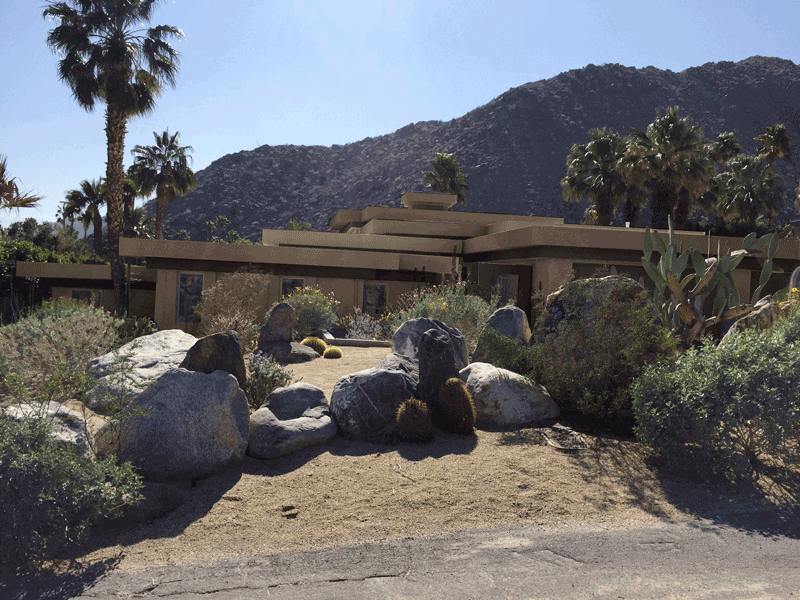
[1, 0, 799, 230]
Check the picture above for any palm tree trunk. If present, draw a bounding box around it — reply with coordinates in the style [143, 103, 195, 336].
[650, 186, 675, 230]
[155, 195, 165, 240]
[92, 211, 103, 256]
[105, 102, 128, 315]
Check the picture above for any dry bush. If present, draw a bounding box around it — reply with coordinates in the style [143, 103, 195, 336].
[197, 271, 271, 353]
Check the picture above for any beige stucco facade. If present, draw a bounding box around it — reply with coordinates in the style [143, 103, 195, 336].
[16, 192, 800, 332]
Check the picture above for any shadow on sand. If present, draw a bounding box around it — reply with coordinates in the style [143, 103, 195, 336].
[572, 433, 800, 539]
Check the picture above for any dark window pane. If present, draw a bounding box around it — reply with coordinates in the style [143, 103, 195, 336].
[363, 283, 386, 315]
[177, 273, 203, 323]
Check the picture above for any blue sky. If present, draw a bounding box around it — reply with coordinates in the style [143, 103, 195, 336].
[1, 0, 799, 229]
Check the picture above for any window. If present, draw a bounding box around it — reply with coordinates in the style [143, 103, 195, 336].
[495, 274, 519, 306]
[176, 273, 203, 323]
[363, 283, 386, 315]
[281, 278, 304, 298]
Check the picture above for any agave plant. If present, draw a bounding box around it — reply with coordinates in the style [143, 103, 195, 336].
[642, 217, 780, 347]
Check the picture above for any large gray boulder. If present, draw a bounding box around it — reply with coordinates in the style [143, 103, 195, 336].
[95, 369, 249, 482]
[86, 329, 197, 414]
[248, 383, 337, 459]
[256, 342, 320, 364]
[472, 306, 532, 363]
[377, 352, 419, 396]
[330, 364, 417, 439]
[459, 362, 559, 429]
[417, 329, 461, 409]
[4, 401, 94, 460]
[392, 318, 468, 369]
[180, 330, 247, 390]
[258, 302, 296, 346]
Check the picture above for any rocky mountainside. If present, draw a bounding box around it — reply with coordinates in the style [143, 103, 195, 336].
[158, 56, 800, 241]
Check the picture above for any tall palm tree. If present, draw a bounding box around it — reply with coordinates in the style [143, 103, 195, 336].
[130, 129, 197, 239]
[755, 123, 793, 174]
[1, 154, 41, 213]
[620, 107, 714, 229]
[715, 155, 785, 228]
[43, 0, 182, 311]
[422, 152, 471, 205]
[561, 128, 630, 226]
[65, 179, 106, 255]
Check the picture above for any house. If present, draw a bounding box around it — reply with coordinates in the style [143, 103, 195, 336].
[16, 192, 799, 333]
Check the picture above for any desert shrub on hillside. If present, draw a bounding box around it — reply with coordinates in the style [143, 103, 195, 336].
[389, 283, 499, 354]
[283, 286, 339, 338]
[632, 307, 800, 475]
[197, 270, 271, 353]
[342, 308, 392, 340]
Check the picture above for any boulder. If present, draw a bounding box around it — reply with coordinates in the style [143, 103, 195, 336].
[330, 365, 417, 439]
[86, 329, 197, 414]
[256, 341, 320, 364]
[472, 306, 532, 362]
[459, 362, 559, 429]
[180, 330, 247, 390]
[4, 401, 94, 460]
[258, 302, 296, 346]
[377, 352, 420, 396]
[392, 318, 468, 369]
[248, 383, 337, 459]
[417, 329, 461, 409]
[722, 298, 788, 342]
[95, 369, 249, 482]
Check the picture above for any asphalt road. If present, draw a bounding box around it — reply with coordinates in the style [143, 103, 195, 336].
[4, 514, 800, 600]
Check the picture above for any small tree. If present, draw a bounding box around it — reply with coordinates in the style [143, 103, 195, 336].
[422, 152, 471, 205]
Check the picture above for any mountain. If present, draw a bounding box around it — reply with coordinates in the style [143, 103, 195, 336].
[158, 56, 800, 241]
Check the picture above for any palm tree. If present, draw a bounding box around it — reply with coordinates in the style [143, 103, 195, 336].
[130, 130, 197, 239]
[422, 153, 471, 205]
[1, 154, 41, 213]
[43, 0, 182, 310]
[65, 179, 106, 255]
[715, 155, 785, 228]
[561, 128, 630, 226]
[620, 107, 714, 229]
[755, 124, 793, 174]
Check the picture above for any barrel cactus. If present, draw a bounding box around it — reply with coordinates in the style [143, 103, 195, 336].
[395, 398, 433, 443]
[434, 378, 476, 435]
[323, 346, 343, 359]
[301, 336, 327, 355]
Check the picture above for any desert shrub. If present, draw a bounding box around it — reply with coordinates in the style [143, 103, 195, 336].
[389, 283, 499, 355]
[434, 378, 476, 435]
[395, 398, 433, 443]
[474, 328, 543, 378]
[115, 315, 158, 348]
[301, 336, 327, 355]
[0, 417, 142, 567]
[343, 308, 393, 340]
[532, 278, 675, 421]
[631, 309, 800, 475]
[196, 270, 271, 353]
[245, 354, 293, 410]
[283, 286, 339, 338]
[0, 299, 121, 403]
[323, 346, 343, 359]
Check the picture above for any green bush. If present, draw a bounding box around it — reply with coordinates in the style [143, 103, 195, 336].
[343, 309, 393, 340]
[388, 283, 499, 355]
[434, 378, 476, 435]
[0, 417, 142, 567]
[301, 336, 327, 355]
[245, 354, 294, 410]
[115, 315, 159, 348]
[0, 299, 121, 403]
[473, 328, 543, 379]
[283, 286, 340, 338]
[631, 309, 800, 475]
[532, 278, 676, 421]
[395, 398, 433, 443]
